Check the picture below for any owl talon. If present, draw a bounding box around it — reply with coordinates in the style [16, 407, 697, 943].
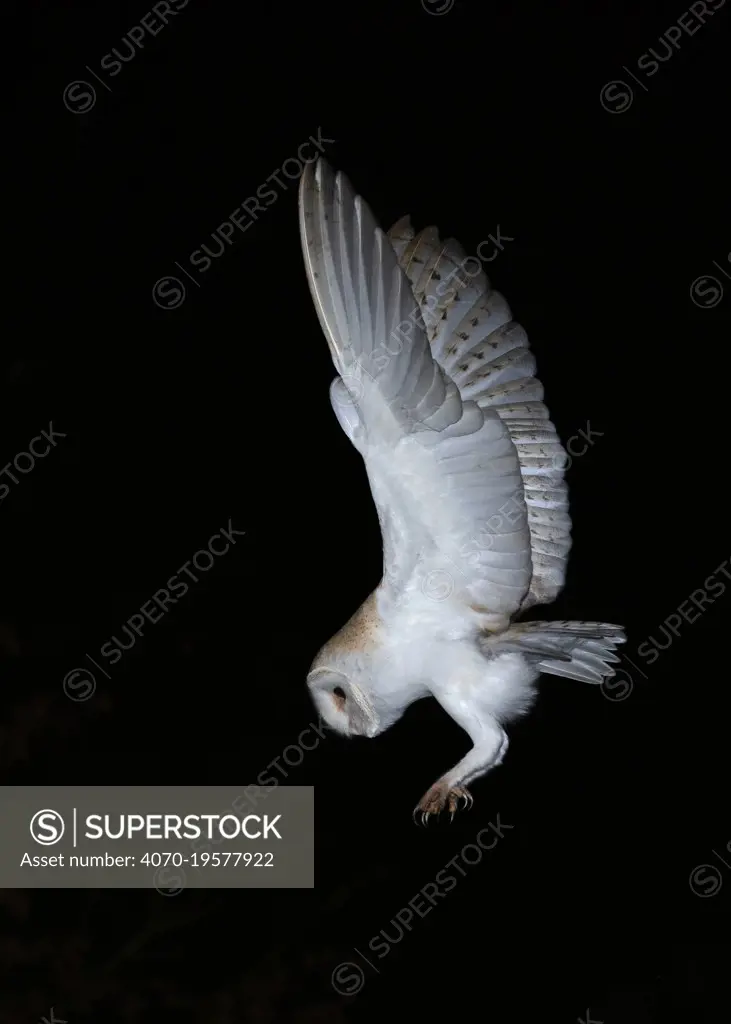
[448, 786, 472, 815]
[414, 782, 473, 824]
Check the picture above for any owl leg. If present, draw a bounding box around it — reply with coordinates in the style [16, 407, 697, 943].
[414, 713, 508, 824]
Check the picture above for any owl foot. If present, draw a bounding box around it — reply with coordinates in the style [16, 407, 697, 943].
[413, 781, 473, 825]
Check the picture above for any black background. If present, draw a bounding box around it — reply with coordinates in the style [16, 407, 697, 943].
[2, 0, 730, 1021]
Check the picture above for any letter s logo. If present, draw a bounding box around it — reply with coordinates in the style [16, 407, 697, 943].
[30, 809, 65, 845]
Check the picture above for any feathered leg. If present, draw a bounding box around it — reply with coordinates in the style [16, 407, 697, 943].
[414, 706, 508, 825]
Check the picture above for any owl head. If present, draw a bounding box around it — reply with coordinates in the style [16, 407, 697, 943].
[307, 666, 381, 738]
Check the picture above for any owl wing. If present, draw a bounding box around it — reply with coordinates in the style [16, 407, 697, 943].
[386, 218, 572, 612]
[299, 158, 533, 621]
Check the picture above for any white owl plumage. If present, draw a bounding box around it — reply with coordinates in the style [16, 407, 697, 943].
[299, 158, 625, 821]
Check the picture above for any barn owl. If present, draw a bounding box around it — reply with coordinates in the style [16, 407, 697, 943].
[299, 158, 625, 823]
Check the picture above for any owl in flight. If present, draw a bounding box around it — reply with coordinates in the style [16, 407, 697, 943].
[299, 158, 625, 823]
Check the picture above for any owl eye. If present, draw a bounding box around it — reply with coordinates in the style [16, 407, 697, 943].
[332, 686, 347, 710]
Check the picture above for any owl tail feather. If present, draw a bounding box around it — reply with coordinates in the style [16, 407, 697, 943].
[483, 620, 626, 684]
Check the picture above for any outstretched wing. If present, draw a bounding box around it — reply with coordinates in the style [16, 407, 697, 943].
[387, 218, 572, 612]
[299, 158, 532, 624]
